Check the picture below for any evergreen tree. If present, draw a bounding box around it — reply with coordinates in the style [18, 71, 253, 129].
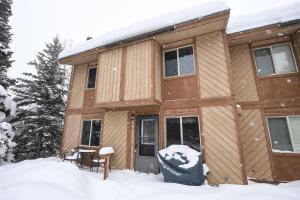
[0, 0, 15, 88]
[12, 37, 68, 160]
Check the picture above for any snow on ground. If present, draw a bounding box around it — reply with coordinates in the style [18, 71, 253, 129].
[1, 158, 300, 200]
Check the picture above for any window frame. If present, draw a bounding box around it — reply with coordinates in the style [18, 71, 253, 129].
[86, 66, 97, 89]
[140, 118, 155, 145]
[163, 45, 196, 78]
[253, 43, 298, 77]
[164, 115, 201, 151]
[79, 119, 102, 147]
[266, 115, 300, 154]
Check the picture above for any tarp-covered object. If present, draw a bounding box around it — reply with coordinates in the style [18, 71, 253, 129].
[158, 145, 205, 186]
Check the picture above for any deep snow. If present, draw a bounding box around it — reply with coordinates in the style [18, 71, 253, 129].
[1, 158, 300, 200]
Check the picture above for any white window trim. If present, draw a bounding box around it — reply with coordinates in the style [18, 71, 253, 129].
[164, 115, 201, 151]
[79, 119, 102, 147]
[266, 115, 300, 154]
[163, 45, 196, 78]
[141, 119, 155, 145]
[253, 43, 298, 77]
[86, 66, 97, 89]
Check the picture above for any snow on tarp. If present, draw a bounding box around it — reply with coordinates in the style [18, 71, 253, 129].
[59, 0, 229, 59]
[159, 145, 201, 169]
[227, 1, 300, 34]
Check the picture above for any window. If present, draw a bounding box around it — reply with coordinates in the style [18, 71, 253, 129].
[81, 120, 101, 146]
[166, 116, 200, 151]
[164, 46, 195, 77]
[86, 67, 97, 89]
[253, 43, 297, 76]
[267, 116, 300, 153]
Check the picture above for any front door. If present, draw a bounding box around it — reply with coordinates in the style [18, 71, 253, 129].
[134, 115, 159, 174]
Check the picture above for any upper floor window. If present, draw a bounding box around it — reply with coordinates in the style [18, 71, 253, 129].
[267, 116, 300, 153]
[166, 116, 200, 151]
[86, 67, 97, 89]
[81, 119, 101, 146]
[164, 45, 195, 78]
[253, 43, 297, 76]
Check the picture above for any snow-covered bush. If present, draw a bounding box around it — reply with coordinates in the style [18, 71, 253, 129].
[0, 85, 16, 163]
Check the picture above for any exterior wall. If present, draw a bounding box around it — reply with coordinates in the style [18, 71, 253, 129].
[102, 111, 128, 169]
[230, 44, 259, 102]
[62, 114, 81, 152]
[124, 41, 152, 100]
[238, 109, 273, 180]
[196, 31, 231, 98]
[202, 105, 245, 184]
[69, 64, 87, 109]
[96, 48, 122, 103]
[154, 41, 162, 101]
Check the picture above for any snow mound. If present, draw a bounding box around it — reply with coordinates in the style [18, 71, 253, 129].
[100, 147, 114, 155]
[159, 145, 201, 169]
[59, 0, 229, 59]
[227, 1, 300, 34]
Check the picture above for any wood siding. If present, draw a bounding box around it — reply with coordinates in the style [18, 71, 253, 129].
[124, 41, 152, 100]
[196, 31, 231, 98]
[238, 109, 273, 180]
[62, 114, 81, 152]
[69, 64, 87, 109]
[230, 44, 259, 102]
[96, 48, 122, 103]
[154, 42, 162, 101]
[102, 111, 128, 169]
[202, 106, 245, 184]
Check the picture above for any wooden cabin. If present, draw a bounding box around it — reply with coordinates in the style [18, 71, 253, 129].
[59, 1, 300, 185]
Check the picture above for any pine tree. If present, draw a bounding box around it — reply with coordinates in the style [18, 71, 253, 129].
[12, 37, 68, 160]
[0, 0, 15, 89]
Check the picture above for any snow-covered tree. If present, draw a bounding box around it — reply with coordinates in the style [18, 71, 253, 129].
[0, 85, 16, 163]
[12, 36, 68, 161]
[0, 0, 15, 89]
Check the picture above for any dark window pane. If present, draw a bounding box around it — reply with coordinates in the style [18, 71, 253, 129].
[141, 119, 155, 144]
[166, 118, 181, 146]
[254, 48, 275, 76]
[164, 50, 178, 77]
[81, 121, 91, 145]
[87, 67, 97, 88]
[179, 46, 195, 75]
[268, 118, 293, 151]
[90, 120, 101, 146]
[182, 117, 200, 151]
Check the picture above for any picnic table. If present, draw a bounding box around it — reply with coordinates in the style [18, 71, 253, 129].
[78, 149, 96, 171]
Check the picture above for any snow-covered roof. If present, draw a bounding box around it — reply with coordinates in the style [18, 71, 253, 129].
[227, 2, 300, 34]
[59, 0, 229, 59]
[59, 0, 300, 60]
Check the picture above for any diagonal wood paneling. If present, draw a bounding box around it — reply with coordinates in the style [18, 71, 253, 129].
[202, 106, 245, 184]
[96, 48, 122, 103]
[239, 109, 273, 180]
[62, 114, 81, 152]
[69, 64, 87, 109]
[124, 41, 152, 100]
[230, 44, 259, 102]
[196, 31, 231, 98]
[102, 111, 128, 169]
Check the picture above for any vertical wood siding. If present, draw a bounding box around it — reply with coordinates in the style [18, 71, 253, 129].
[102, 111, 128, 169]
[62, 114, 81, 152]
[196, 31, 231, 98]
[202, 106, 245, 184]
[69, 64, 87, 109]
[124, 41, 152, 100]
[239, 109, 273, 180]
[230, 45, 259, 102]
[96, 48, 122, 103]
[154, 42, 162, 101]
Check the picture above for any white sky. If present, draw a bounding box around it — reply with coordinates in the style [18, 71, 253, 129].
[9, 0, 300, 78]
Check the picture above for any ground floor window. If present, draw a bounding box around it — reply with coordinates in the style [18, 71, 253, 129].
[166, 116, 200, 151]
[267, 116, 300, 153]
[81, 120, 101, 146]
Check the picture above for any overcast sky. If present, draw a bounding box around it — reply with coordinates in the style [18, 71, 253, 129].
[8, 0, 300, 78]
